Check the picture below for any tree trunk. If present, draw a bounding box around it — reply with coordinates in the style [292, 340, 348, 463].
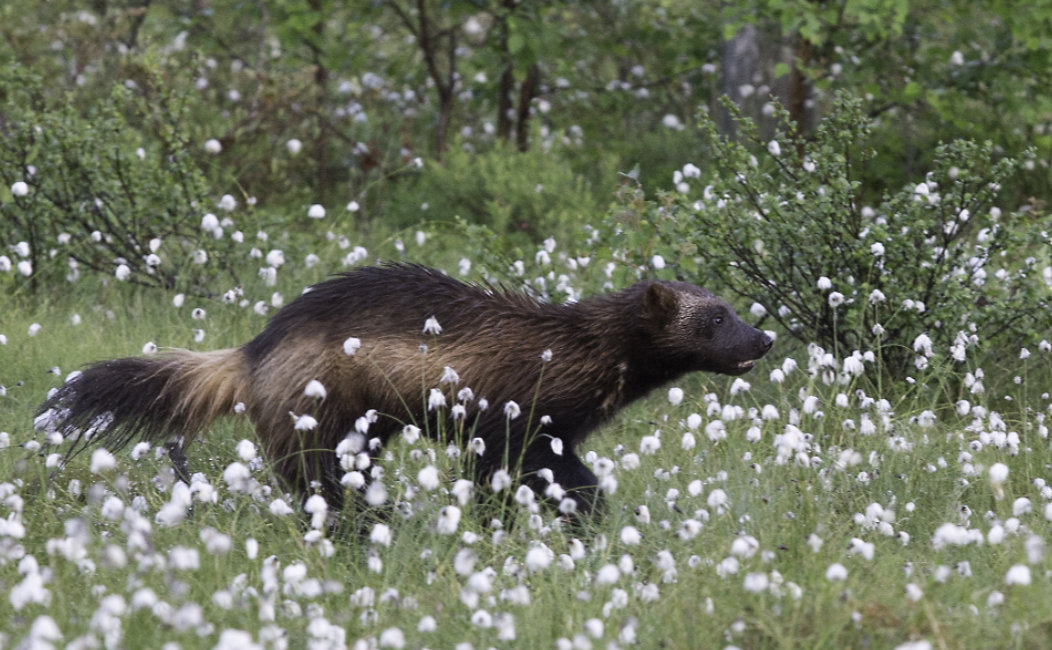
[787, 34, 813, 144]
[720, 24, 760, 137]
[496, 3, 515, 141]
[515, 63, 540, 152]
[309, 0, 329, 189]
[497, 65, 515, 141]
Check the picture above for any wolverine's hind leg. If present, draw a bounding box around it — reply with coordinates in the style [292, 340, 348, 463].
[521, 443, 603, 520]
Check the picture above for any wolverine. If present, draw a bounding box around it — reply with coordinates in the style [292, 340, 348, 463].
[37, 264, 772, 517]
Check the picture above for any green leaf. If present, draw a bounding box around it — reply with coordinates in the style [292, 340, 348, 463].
[508, 32, 526, 55]
[903, 81, 923, 102]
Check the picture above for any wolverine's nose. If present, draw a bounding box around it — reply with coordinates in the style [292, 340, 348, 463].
[760, 333, 774, 352]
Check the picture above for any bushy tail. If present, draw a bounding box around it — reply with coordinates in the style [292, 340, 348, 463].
[35, 348, 248, 457]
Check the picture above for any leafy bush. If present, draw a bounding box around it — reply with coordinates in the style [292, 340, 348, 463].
[609, 94, 1051, 378]
[0, 63, 241, 296]
[381, 141, 608, 247]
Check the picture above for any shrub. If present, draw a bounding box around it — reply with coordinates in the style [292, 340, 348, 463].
[380, 141, 606, 247]
[0, 63, 240, 296]
[608, 94, 1051, 378]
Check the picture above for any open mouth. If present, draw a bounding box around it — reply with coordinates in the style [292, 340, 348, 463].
[737, 360, 756, 370]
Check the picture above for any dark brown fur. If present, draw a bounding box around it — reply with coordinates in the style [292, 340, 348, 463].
[37, 264, 772, 516]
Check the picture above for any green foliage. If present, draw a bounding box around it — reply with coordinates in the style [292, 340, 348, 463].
[721, 0, 1052, 199]
[0, 63, 242, 296]
[383, 141, 608, 247]
[609, 94, 1051, 378]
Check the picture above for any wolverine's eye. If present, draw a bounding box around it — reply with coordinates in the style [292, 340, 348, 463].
[713, 316, 723, 326]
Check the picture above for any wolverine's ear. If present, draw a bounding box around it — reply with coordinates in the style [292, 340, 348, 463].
[643, 283, 679, 327]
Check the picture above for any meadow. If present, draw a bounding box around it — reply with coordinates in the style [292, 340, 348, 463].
[2, 2, 1052, 647]
[2, 230, 1050, 649]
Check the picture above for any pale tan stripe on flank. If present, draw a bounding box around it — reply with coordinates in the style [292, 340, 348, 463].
[155, 348, 248, 441]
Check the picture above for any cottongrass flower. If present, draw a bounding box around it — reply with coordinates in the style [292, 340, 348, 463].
[639, 435, 660, 454]
[437, 505, 461, 534]
[215, 630, 261, 650]
[269, 498, 294, 516]
[744, 572, 770, 593]
[989, 462, 1009, 500]
[825, 563, 848, 582]
[707, 488, 729, 513]
[304, 494, 328, 530]
[1025, 535, 1045, 563]
[156, 482, 193, 526]
[470, 609, 493, 629]
[1005, 565, 1031, 586]
[594, 564, 620, 586]
[417, 616, 437, 633]
[169, 545, 201, 571]
[423, 316, 442, 335]
[453, 548, 477, 576]
[451, 479, 474, 506]
[90, 448, 116, 474]
[619, 526, 642, 546]
[504, 400, 521, 419]
[10, 569, 51, 610]
[378, 627, 405, 648]
[912, 333, 933, 356]
[370, 523, 393, 547]
[490, 469, 512, 492]
[236, 439, 257, 461]
[343, 337, 361, 355]
[584, 618, 604, 639]
[931, 523, 983, 549]
[292, 413, 318, 430]
[428, 389, 446, 411]
[417, 465, 440, 491]
[307, 204, 326, 219]
[341, 471, 365, 490]
[661, 114, 683, 129]
[716, 556, 739, 577]
[304, 379, 327, 399]
[550, 437, 564, 455]
[365, 481, 387, 507]
[905, 583, 924, 602]
[730, 378, 751, 395]
[705, 420, 727, 442]
[730, 535, 759, 558]
[894, 641, 933, 650]
[668, 387, 684, 405]
[525, 545, 554, 573]
[848, 538, 876, 561]
[204, 138, 222, 153]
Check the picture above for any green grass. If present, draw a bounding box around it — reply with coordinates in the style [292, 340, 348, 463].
[2, 271, 1052, 650]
